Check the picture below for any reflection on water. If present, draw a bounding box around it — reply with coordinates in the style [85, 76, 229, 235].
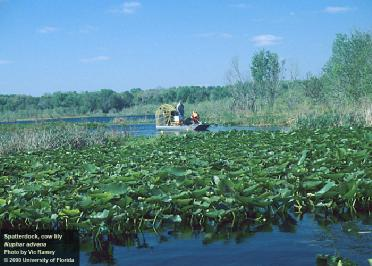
[79, 214, 372, 266]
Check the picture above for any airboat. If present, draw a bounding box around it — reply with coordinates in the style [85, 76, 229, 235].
[155, 104, 210, 131]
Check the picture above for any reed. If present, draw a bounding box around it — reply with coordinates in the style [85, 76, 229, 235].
[0, 123, 124, 155]
[292, 99, 372, 129]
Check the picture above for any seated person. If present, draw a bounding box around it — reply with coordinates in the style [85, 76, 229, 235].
[191, 111, 200, 124]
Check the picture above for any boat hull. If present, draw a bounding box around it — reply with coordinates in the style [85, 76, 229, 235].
[156, 124, 209, 131]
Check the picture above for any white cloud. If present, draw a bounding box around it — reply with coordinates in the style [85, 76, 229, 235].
[323, 6, 352, 14]
[229, 3, 249, 9]
[196, 32, 233, 39]
[251, 34, 282, 46]
[110, 1, 141, 14]
[80, 56, 111, 63]
[38, 26, 58, 34]
[122, 1, 141, 13]
[0, 59, 12, 65]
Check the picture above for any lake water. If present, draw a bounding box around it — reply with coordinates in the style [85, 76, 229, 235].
[108, 124, 289, 137]
[0, 115, 289, 136]
[79, 214, 372, 266]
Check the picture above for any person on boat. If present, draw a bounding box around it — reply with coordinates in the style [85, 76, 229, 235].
[176, 101, 184, 121]
[191, 111, 200, 124]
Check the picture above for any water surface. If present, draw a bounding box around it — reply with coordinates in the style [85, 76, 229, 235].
[79, 214, 372, 266]
[108, 124, 289, 137]
[0, 115, 289, 136]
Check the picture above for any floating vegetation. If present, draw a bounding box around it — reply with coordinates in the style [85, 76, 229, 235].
[0, 128, 370, 236]
[316, 254, 358, 266]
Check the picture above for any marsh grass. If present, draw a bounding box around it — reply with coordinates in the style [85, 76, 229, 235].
[145, 98, 371, 127]
[180, 99, 289, 125]
[0, 123, 124, 155]
[1, 97, 370, 129]
[293, 98, 372, 129]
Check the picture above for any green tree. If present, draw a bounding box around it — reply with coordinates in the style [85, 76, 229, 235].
[251, 50, 282, 109]
[227, 57, 259, 112]
[323, 31, 372, 101]
[303, 74, 325, 103]
[99, 89, 115, 113]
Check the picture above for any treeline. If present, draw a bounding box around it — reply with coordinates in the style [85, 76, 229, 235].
[0, 30, 371, 120]
[0, 86, 230, 115]
[228, 30, 372, 114]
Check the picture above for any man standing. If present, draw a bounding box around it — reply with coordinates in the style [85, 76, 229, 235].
[176, 101, 184, 122]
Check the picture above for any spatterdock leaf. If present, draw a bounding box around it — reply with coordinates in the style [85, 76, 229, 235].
[315, 181, 336, 197]
[59, 208, 80, 217]
[158, 166, 188, 177]
[297, 149, 308, 166]
[303, 180, 323, 190]
[90, 209, 109, 219]
[99, 183, 128, 195]
[0, 198, 6, 207]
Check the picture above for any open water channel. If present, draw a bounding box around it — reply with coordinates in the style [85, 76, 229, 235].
[79, 214, 371, 266]
[0, 115, 288, 136]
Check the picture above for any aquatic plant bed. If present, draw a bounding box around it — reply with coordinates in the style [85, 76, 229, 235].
[0, 128, 370, 233]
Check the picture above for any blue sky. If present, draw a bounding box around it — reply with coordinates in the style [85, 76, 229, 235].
[0, 0, 371, 96]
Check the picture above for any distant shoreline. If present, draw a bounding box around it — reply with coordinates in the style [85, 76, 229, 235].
[0, 113, 155, 124]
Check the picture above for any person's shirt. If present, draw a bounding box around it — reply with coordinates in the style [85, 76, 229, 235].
[191, 112, 199, 123]
[177, 103, 184, 115]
